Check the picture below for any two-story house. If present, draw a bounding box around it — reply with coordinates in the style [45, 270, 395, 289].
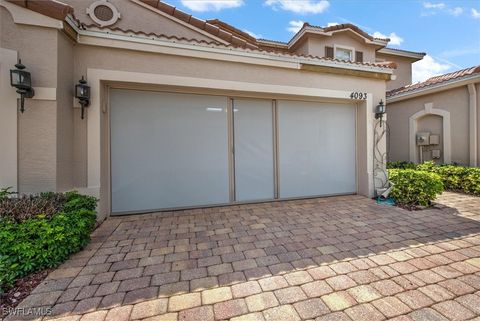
[0, 0, 424, 220]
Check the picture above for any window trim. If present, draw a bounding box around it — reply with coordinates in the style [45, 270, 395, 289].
[334, 45, 356, 62]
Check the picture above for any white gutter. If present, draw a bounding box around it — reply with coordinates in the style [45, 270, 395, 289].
[66, 16, 393, 75]
[387, 74, 480, 103]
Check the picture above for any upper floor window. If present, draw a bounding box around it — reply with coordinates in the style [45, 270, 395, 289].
[335, 47, 353, 61]
[325, 45, 363, 63]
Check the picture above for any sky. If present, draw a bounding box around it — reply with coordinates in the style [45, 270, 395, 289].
[168, 0, 480, 83]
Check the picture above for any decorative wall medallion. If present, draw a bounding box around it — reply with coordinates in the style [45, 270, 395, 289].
[86, 0, 121, 27]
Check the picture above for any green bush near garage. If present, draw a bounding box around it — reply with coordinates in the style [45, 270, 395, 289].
[462, 167, 480, 195]
[386, 161, 418, 170]
[416, 162, 469, 191]
[0, 189, 97, 293]
[388, 169, 444, 208]
[388, 161, 480, 196]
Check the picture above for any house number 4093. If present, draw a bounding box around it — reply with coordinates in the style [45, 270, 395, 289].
[350, 92, 367, 100]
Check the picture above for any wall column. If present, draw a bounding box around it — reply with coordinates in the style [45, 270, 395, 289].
[468, 83, 477, 167]
[0, 48, 18, 191]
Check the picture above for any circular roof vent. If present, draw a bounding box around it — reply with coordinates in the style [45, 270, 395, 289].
[86, 0, 120, 27]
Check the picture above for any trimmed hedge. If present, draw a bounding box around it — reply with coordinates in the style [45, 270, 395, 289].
[386, 161, 417, 170]
[388, 161, 480, 196]
[388, 169, 444, 208]
[0, 191, 97, 292]
[462, 168, 480, 195]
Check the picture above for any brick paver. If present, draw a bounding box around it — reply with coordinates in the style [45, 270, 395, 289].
[7, 192, 480, 321]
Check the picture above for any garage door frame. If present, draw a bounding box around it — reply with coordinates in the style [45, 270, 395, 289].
[107, 85, 359, 215]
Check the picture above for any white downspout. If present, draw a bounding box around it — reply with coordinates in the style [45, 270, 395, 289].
[468, 83, 477, 167]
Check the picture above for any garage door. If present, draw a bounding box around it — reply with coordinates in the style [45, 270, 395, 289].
[110, 89, 356, 214]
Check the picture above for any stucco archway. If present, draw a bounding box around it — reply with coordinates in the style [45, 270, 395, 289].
[409, 102, 451, 163]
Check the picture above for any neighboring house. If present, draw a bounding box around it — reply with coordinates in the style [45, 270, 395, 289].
[387, 66, 480, 167]
[0, 0, 423, 220]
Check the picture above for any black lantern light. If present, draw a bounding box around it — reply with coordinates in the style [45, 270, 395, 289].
[10, 59, 35, 113]
[75, 76, 90, 119]
[375, 100, 386, 126]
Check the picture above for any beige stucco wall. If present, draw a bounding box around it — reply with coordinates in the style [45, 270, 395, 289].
[377, 53, 413, 90]
[62, 0, 214, 42]
[56, 32, 75, 191]
[293, 38, 309, 56]
[298, 32, 376, 63]
[387, 86, 472, 165]
[1, 7, 59, 193]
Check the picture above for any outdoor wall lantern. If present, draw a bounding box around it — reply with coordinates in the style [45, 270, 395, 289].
[75, 76, 90, 119]
[10, 59, 35, 113]
[375, 100, 386, 126]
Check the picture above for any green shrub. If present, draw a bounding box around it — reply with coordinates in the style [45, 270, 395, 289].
[416, 160, 437, 172]
[0, 192, 97, 292]
[415, 161, 479, 195]
[388, 169, 444, 208]
[387, 161, 417, 170]
[432, 165, 469, 190]
[462, 168, 480, 195]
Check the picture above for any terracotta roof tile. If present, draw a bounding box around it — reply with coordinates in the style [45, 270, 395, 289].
[141, 0, 159, 8]
[189, 16, 206, 30]
[387, 65, 480, 97]
[137, 0, 258, 49]
[207, 19, 257, 44]
[6, 0, 73, 21]
[304, 23, 389, 42]
[81, 24, 395, 71]
[376, 61, 398, 69]
[157, 1, 174, 15]
[172, 7, 191, 22]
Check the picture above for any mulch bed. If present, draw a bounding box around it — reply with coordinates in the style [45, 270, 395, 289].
[0, 268, 52, 316]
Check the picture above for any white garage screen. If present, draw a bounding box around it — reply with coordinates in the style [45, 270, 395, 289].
[110, 90, 230, 213]
[233, 98, 274, 201]
[277, 100, 356, 198]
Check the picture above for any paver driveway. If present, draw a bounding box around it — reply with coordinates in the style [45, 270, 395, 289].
[5, 193, 480, 321]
